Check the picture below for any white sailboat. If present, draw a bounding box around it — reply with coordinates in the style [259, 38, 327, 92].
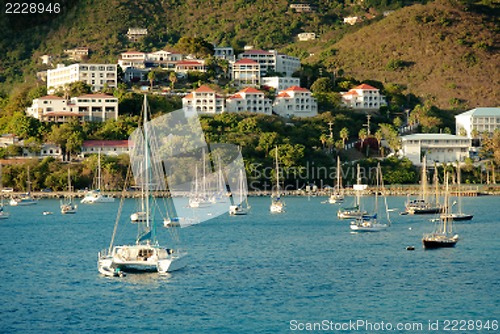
[423, 170, 459, 248]
[61, 168, 77, 214]
[98, 96, 187, 277]
[405, 158, 441, 214]
[229, 169, 250, 216]
[440, 163, 473, 221]
[350, 163, 391, 232]
[270, 146, 285, 213]
[328, 156, 344, 204]
[81, 149, 115, 204]
[10, 166, 37, 206]
[337, 164, 367, 219]
[0, 164, 10, 219]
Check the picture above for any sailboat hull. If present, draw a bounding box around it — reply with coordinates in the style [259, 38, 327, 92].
[440, 213, 473, 221]
[422, 234, 459, 249]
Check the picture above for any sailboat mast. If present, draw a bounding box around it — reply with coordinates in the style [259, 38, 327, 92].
[457, 163, 462, 214]
[421, 158, 427, 202]
[336, 156, 341, 190]
[434, 163, 439, 205]
[143, 96, 151, 232]
[275, 146, 280, 194]
[356, 164, 361, 207]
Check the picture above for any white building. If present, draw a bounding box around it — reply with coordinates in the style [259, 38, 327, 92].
[47, 63, 117, 93]
[118, 51, 147, 70]
[118, 50, 183, 71]
[64, 47, 89, 61]
[276, 53, 301, 77]
[273, 86, 318, 118]
[400, 133, 471, 166]
[26, 94, 118, 123]
[182, 85, 225, 114]
[231, 59, 260, 87]
[81, 140, 130, 157]
[237, 49, 301, 77]
[226, 87, 272, 115]
[261, 77, 301, 93]
[175, 60, 207, 75]
[127, 28, 148, 42]
[455, 107, 500, 138]
[297, 33, 316, 41]
[214, 46, 235, 61]
[341, 84, 387, 111]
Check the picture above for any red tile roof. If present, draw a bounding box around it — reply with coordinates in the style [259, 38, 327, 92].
[242, 49, 272, 55]
[240, 87, 262, 94]
[355, 84, 378, 90]
[44, 112, 82, 117]
[76, 94, 115, 98]
[235, 58, 259, 65]
[284, 86, 309, 92]
[228, 93, 243, 99]
[277, 92, 291, 98]
[39, 95, 65, 100]
[195, 85, 216, 93]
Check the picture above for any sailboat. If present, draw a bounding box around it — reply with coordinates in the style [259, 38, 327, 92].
[405, 159, 441, 214]
[60, 168, 77, 214]
[98, 96, 187, 277]
[9, 166, 37, 206]
[440, 163, 473, 221]
[229, 169, 250, 216]
[337, 164, 367, 219]
[81, 149, 115, 204]
[0, 164, 10, 219]
[328, 156, 344, 204]
[350, 163, 391, 232]
[423, 170, 459, 248]
[270, 146, 285, 213]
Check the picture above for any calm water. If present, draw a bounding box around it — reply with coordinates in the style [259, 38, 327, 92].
[0, 196, 498, 333]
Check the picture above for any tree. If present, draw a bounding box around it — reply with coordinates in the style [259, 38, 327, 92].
[310, 77, 333, 94]
[375, 129, 383, 156]
[257, 132, 279, 157]
[340, 127, 349, 148]
[174, 37, 214, 59]
[358, 128, 368, 149]
[148, 70, 156, 91]
[169, 71, 178, 90]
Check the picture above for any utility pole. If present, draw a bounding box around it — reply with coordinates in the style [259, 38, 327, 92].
[328, 121, 334, 140]
[363, 114, 371, 136]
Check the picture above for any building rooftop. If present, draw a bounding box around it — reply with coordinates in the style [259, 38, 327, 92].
[455, 107, 500, 117]
[401, 133, 470, 141]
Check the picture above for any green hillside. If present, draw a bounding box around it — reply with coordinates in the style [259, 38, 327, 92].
[0, 0, 498, 110]
[304, 0, 499, 109]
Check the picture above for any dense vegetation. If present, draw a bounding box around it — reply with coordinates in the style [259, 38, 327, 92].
[0, 0, 498, 191]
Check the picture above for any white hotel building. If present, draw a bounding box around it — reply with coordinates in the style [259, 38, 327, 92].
[237, 49, 301, 77]
[226, 87, 272, 115]
[182, 85, 225, 114]
[273, 86, 318, 118]
[26, 94, 119, 123]
[400, 133, 471, 166]
[47, 63, 117, 93]
[341, 84, 387, 112]
[455, 107, 500, 138]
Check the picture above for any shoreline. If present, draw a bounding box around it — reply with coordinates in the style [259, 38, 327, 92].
[3, 184, 500, 199]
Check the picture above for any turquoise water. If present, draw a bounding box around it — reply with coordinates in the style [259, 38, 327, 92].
[0, 196, 498, 333]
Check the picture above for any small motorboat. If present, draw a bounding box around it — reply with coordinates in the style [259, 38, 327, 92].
[43, 211, 53, 215]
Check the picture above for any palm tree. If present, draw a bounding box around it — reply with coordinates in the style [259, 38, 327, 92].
[148, 70, 156, 91]
[375, 129, 383, 156]
[340, 127, 349, 149]
[169, 71, 177, 90]
[358, 128, 368, 150]
[319, 133, 328, 150]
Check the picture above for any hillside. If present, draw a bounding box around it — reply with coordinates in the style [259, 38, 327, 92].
[0, 0, 498, 111]
[305, 0, 500, 109]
